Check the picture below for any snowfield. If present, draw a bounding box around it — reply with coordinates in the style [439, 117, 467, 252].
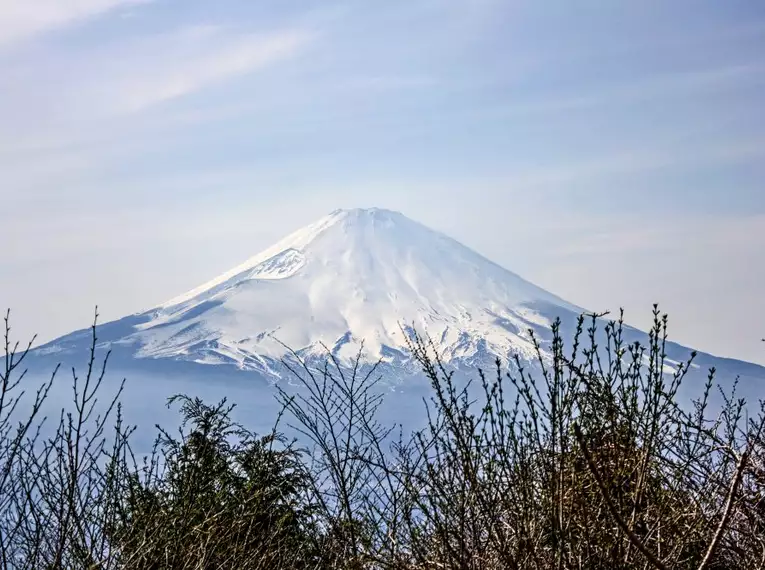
[25, 207, 764, 434]
[40, 208, 585, 371]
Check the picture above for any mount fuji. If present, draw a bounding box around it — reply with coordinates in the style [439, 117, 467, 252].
[34, 208, 584, 373]
[24, 207, 765, 433]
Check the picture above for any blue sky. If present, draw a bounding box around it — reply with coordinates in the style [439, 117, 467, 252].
[0, 0, 764, 364]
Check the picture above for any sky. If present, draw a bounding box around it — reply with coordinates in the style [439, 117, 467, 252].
[0, 0, 764, 365]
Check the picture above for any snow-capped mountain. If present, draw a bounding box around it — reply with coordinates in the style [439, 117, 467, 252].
[32, 208, 765, 390]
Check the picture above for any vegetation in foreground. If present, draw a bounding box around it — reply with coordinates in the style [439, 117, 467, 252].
[0, 306, 763, 569]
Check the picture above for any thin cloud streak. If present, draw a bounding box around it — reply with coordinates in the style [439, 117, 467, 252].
[500, 137, 765, 190]
[487, 63, 765, 119]
[547, 214, 765, 257]
[0, 23, 317, 157]
[0, 0, 151, 47]
[106, 27, 317, 113]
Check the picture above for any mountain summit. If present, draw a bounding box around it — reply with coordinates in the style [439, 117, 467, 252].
[133, 207, 578, 370]
[35, 208, 765, 388]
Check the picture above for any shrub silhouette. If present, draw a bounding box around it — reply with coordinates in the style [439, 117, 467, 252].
[110, 396, 320, 569]
[0, 306, 762, 569]
[279, 307, 765, 569]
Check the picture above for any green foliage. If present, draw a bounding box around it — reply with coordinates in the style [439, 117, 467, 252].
[111, 396, 320, 569]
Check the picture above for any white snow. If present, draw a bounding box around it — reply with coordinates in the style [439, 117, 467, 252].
[124, 208, 582, 370]
[29, 206, 765, 416]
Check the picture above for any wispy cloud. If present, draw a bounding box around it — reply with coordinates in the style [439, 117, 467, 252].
[0, 23, 317, 153]
[499, 136, 765, 191]
[20, 24, 317, 119]
[100, 26, 316, 113]
[341, 75, 438, 92]
[548, 214, 765, 257]
[0, 21, 317, 198]
[489, 63, 764, 118]
[0, 0, 150, 47]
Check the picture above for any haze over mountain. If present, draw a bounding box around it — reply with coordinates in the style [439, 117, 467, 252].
[30, 208, 765, 396]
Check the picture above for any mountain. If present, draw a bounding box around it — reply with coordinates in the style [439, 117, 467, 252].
[31, 207, 765, 392]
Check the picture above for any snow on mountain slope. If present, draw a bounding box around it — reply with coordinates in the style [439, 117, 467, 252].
[97, 207, 579, 369]
[32, 208, 765, 390]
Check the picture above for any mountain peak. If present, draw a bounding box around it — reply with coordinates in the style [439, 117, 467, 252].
[159, 208, 422, 308]
[136, 207, 581, 368]
[326, 207, 421, 234]
[33, 208, 765, 392]
[330, 206, 403, 217]
[39, 208, 584, 373]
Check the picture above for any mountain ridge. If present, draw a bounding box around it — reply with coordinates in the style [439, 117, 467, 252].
[31, 208, 765, 389]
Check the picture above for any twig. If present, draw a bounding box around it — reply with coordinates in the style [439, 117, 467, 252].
[573, 422, 668, 570]
[696, 449, 749, 570]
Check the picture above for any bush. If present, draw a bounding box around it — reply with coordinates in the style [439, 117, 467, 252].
[280, 307, 765, 569]
[0, 306, 762, 569]
[110, 396, 320, 569]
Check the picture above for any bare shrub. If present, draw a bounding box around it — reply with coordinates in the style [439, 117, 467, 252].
[281, 307, 765, 569]
[0, 305, 762, 569]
